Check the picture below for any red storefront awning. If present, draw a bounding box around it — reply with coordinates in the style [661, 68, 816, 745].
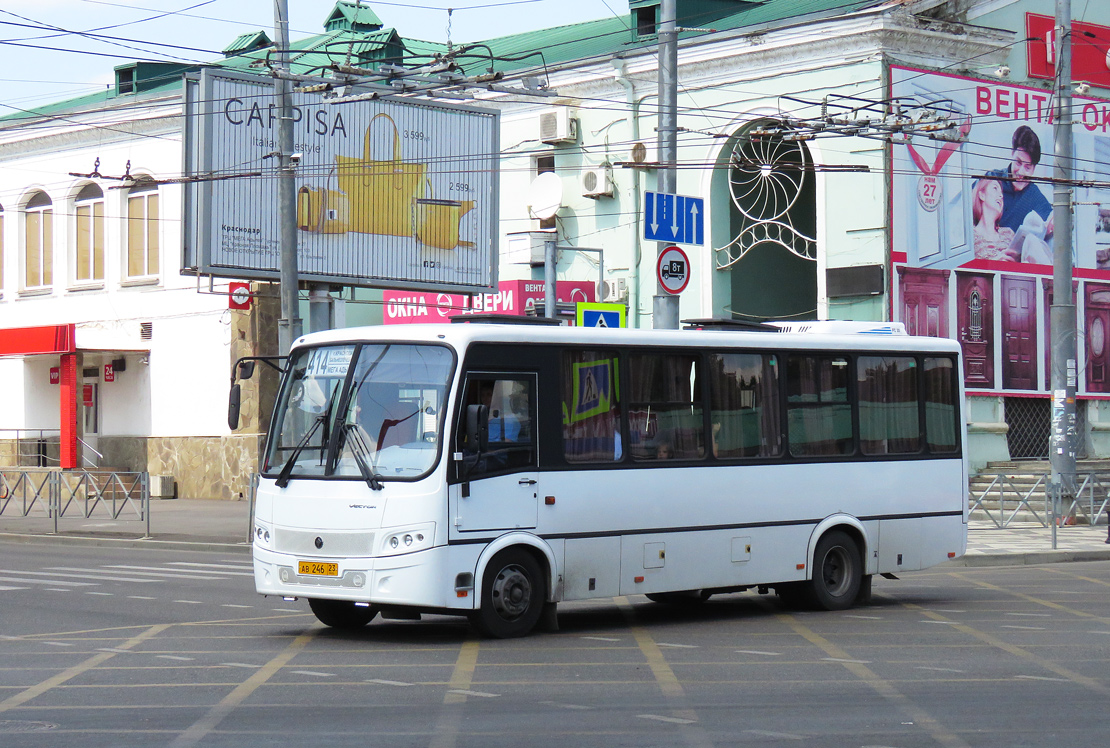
[0, 324, 76, 357]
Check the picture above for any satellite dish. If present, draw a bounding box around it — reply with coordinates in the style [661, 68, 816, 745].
[527, 172, 563, 220]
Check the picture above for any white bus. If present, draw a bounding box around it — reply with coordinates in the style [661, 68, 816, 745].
[242, 320, 967, 638]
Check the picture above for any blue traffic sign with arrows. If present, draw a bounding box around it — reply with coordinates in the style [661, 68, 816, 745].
[644, 191, 704, 245]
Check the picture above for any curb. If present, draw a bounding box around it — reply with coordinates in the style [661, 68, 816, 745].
[944, 548, 1110, 567]
[0, 532, 251, 555]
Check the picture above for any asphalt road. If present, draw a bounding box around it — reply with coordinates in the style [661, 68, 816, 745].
[1, 543, 1109, 747]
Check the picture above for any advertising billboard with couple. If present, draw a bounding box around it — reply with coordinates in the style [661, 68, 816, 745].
[891, 65, 1110, 394]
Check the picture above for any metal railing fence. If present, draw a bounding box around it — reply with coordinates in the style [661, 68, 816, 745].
[0, 469, 149, 537]
[969, 470, 1110, 530]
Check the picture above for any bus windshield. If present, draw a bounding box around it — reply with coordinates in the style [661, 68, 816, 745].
[264, 343, 454, 483]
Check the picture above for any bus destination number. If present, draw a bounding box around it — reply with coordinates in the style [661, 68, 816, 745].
[298, 561, 339, 577]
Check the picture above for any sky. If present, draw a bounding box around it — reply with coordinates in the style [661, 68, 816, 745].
[0, 0, 613, 114]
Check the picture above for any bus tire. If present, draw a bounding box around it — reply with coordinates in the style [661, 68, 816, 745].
[308, 598, 379, 630]
[471, 548, 544, 639]
[809, 531, 862, 611]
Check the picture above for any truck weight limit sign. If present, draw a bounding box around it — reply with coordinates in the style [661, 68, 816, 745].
[657, 245, 690, 295]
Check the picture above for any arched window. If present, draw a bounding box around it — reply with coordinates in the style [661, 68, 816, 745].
[24, 191, 52, 289]
[715, 122, 817, 321]
[125, 178, 159, 279]
[75, 183, 105, 283]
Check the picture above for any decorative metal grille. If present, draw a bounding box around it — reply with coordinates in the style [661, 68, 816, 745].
[1004, 397, 1088, 460]
[716, 126, 816, 270]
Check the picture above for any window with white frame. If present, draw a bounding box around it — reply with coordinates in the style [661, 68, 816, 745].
[23, 191, 52, 290]
[125, 178, 159, 280]
[74, 183, 105, 284]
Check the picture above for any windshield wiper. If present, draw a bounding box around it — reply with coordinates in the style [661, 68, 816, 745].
[339, 423, 384, 491]
[275, 414, 326, 489]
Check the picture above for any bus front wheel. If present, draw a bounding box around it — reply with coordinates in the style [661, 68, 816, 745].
[471, 549, 545, 638]
[308, 598, 379, 630]
[809, 531, 862, 611]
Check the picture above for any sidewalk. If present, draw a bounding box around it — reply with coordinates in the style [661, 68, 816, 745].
[1, 498, 1109, 565]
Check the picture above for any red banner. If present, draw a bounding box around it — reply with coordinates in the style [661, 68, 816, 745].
[1027, 13, 1110, 89]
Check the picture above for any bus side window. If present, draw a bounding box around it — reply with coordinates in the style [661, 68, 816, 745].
[786, 355, 853, 456]
[561, 350, 623, 463]
[708, 352, 782, 459]
[923, 357, 959, 452]
[628, 353, 704, 461]
[458, 375, 536, 472]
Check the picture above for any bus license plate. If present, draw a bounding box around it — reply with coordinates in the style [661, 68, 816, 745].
[298, 561, 339, 577]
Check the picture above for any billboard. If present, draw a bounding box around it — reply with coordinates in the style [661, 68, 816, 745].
[183, 68, 499, 292]
[891, 65, 1110, 394]
[382, 280, 595, 324]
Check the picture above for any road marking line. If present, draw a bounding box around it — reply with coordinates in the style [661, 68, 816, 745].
[581, 636, 621, 642]
[168, 631, 315, 748]
[173, 600, 203, 605]
[271, 608, 300, 612]
[221, 662, 260, 668]
[128, 596, 157, 600]
[291, 670, 335, 678]
[46, 589, 70, 592]
[221, 604, 253, 609]
[616, 597, 710, 745]
[1015, 674, 1069, 682]
[0, 586, 28, 591]
[0, 573, 99, 586]
[366, 678, 413, 687]
[761, 600, 972, 748]
[539, 700, 593, 710]
[0, 624, 170, 715]
[43, 642, 73, 647]
[1005, 612, 1052, 617]
[97, 648, 131, 654]
[101, 565, 253, 579]
[447, 689, 498, 697]
[429, 639, 480, 748]
[735, 650, 783, 656]
[1000, 625, 1046, 631]
[921, 620, 960, 625]
[907, 594, 1110, 698]
[845, 614, 883, 620]
[822, 657, 871, 664]
[169, 562, 254, 570]
[86, 592, 113, 596]
[744, 729, 805, 740]
[656, 642, 698, 649]
[638, 714, 696, 725]
[915, 666, 965, 673]
[158, 656, 195, 661]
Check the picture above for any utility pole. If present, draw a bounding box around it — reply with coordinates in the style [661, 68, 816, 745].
[1050, 0, 1077, 525]
[274, 0, 301, 354]
[654, 0, 680, 329]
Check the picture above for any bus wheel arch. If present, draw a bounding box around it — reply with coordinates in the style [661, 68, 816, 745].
[471, 545, 548, 638]
[781, 518, 869, 611]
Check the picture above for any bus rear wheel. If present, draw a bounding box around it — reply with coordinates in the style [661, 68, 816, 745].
[471, 549, 544, 639]
[809, 531, 862, 611]
[308, 598, 379, 630]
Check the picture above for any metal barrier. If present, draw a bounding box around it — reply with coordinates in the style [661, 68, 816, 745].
[969, 470, 1110, 529]
[968, 473, 1050, 527]
[0, 469, 150, 537]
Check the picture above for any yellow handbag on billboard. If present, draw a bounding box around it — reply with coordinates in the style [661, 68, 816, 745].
[297, 168, 349, 234]
[336, 112, 426, 237]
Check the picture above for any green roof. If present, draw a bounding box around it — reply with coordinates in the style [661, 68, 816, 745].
[0, 1, 899, 126]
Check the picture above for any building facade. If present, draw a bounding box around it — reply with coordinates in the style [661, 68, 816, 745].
[1, 1, 1107, 494]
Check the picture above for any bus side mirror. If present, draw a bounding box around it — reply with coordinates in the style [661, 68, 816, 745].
[228, 384, 242, 430]
[237, 360, 256, 380]
[466, 403, 489, 453]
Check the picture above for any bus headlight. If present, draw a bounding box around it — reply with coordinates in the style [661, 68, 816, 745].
[253, 521, 273, 548]
[379, 524, 435, 557]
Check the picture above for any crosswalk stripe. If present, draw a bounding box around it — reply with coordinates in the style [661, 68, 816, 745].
[47, 566, 223, 582]
[169, 562, 254, 571]
[0, 585, 28, 591]
[104, 565, 253, 578]
[25, 568, 157, 583]
[0, 576, 98, 587]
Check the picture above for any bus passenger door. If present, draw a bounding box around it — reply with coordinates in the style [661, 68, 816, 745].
[453, 373, 539, 533]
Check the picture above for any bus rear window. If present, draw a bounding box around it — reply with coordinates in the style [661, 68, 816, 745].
[924, 357, 958, 453]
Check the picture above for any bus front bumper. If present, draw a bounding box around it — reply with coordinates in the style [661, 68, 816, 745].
[252, 544, 475, 611]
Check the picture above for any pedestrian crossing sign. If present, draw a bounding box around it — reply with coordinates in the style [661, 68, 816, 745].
[576, 302, 626, 329]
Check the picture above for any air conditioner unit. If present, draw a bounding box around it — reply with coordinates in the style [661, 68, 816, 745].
[149, 474, 176, 499]
[581, 165, 614, 198]
[603, 277, 628, 303]
[539, 108, 578, 144]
